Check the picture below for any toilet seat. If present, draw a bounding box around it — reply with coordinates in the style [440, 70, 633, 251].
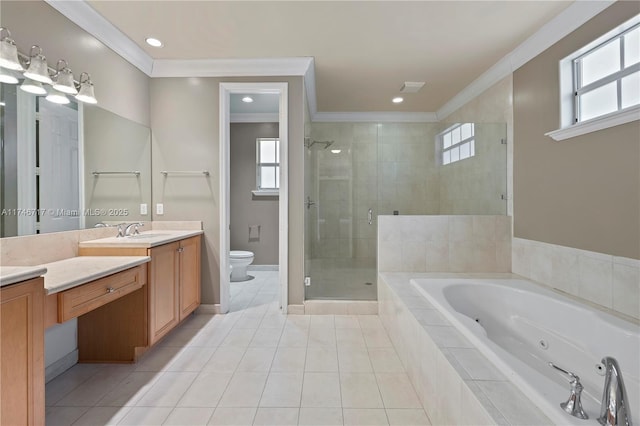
[230, 250, 253, 259]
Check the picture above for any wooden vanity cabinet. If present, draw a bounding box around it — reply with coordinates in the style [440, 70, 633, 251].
[149, 236, 201, 344]
[80, 235, 202, 346]
[178, 236, 201, 321]
[0, 277, 45, 426]
[148, 241, 180, 344]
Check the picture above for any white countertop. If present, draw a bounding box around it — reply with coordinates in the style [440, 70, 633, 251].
[78, 230, 203, 249]
[0, 266, 48, 287]
[42, 256, 150, 295]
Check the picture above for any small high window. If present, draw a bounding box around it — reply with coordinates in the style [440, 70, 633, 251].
[438, 123, 475, 165]
[549, 14, 640, 141]
[256, 138, 280, 190]
[573, 22, 640, 122]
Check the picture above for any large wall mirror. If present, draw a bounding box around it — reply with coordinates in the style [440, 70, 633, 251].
[0, 83, 151, 237]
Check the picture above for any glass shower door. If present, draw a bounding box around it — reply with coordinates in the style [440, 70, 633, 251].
[304, 123, 378, 300]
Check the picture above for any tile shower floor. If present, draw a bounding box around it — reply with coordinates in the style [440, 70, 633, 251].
[45, 271, 430, 425]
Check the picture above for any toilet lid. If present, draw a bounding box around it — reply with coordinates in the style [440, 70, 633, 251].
[230, 250, 254, 258]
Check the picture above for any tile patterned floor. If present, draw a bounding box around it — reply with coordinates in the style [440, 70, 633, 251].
[45, 272, 430, 425]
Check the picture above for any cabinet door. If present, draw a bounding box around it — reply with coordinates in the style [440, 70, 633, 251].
[179, 236, 201, 321]
[148, 242, 180, 345]
[0, 278, 44, 426]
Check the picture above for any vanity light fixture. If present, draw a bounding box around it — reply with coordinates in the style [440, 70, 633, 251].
[0, 28, 23, 71]
[20, 78, 47, 95]
[331, 149, 341, 154]
[23, 46, 52, 85]
[242, 96, 254, 103]
[52, 60, 78, 95]
[75, 72, 97, 104]
[0, 67, 19, 84]
[46, 88, 70, 104]
[392, 97, 404, 104]
[0, 27, 98, 104]
[145, 37, 163, 47]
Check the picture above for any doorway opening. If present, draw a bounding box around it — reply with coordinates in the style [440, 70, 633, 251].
[219, 83, 288, 314]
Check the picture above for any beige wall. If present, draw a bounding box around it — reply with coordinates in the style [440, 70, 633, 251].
[513, 2, 640, 260]
[1, 1, 150, 126]
[150, 76, 305, 305]
[230, 123, 279, 265]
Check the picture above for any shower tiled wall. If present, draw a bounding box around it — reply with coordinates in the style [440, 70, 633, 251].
[377, 123, 440, 216]
[438, 123, 507, 215]
[309, 122, 379, 261]
[307, 122, 508, 264]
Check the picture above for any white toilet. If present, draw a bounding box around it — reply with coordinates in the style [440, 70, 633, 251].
[230, 250, 254, 282]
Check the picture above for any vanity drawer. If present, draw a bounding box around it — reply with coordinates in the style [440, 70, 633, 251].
[57, 265, 147, 322]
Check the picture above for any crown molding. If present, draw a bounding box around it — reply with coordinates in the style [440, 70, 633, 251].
[151, 57, 313, 78]
[313, 112, 438, 123]
[51, 0, 614, 123]
[436, 0, 614, 120]
[44, 0, 153, 75]
[230, 113, 280, 123]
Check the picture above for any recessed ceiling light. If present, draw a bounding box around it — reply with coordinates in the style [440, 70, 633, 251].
[145, 37, 163, 47]
[242, 96, 254, 103]
[392, 97, 404, 104]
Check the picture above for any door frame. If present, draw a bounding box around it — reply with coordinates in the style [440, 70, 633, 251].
[219, 82, 289, 314]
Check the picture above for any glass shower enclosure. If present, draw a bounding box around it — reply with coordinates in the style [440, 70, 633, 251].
[304, 122, 507, 301]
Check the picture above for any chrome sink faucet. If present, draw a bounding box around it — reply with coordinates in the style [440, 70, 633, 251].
[124, 222, 144, 237]
[598, 357, 632, 426]
[115, 223, 127, 238]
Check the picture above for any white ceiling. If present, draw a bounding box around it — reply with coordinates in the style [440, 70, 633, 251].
[85, 0, 575, 113]
[230, 94, 279, 114]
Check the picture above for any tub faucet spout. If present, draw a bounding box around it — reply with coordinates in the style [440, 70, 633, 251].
[598, 357, 632, 426]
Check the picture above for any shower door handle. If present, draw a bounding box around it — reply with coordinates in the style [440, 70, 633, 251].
[368, 208, 373, 225]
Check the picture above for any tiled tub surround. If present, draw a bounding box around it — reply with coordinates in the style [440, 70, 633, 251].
[378, 215, 511, 273]
[513, 237, 640, 321]
[378, 272, 552, 425]
[411, 277, 639, 425]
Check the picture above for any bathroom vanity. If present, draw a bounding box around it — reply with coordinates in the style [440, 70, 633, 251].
[78, 230, 203, 346]
[0, 228, 203, 425]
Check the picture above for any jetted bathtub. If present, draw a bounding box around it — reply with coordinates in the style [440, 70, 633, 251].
[410, 278, 639, 425]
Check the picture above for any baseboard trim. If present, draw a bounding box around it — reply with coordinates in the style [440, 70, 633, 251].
[287, 304, 305, 315]
[247, 265, 279, 271]
[196, 304, 222, 314]
[45, 349, 78, 383]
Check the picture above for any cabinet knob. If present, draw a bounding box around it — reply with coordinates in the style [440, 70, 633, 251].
[177, 247, 184, 253]
[106, 287, 115, 293]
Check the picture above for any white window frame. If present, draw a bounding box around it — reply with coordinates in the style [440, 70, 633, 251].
[254, 137, 280, 196]
[547, 14, 640, 141]
[437, 123, 475, 166]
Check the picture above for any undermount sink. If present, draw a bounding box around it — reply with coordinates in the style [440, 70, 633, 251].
[126, 233, 167, 239]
